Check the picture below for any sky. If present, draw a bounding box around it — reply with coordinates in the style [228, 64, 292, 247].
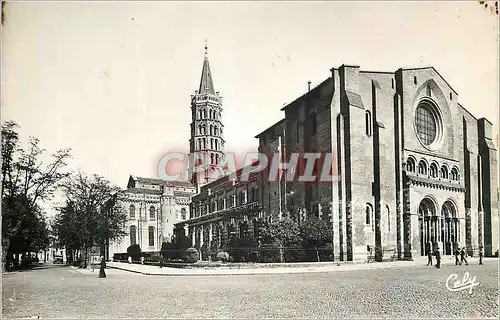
[2, 1, 499, 196]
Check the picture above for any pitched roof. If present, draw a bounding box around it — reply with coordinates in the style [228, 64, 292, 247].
[199, 56, 215, 94]
[131, 176, 194, 188]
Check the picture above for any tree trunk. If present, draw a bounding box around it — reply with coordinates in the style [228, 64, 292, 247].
[278, 241, 284, 263]
[2, 238, 11, 272]
[316, 247, 320, 262]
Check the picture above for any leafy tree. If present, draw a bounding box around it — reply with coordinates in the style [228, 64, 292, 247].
[261, 218, 302, 262]
[2, 121, 71, 271]
[53, 171, 127, 267]
[300, 217, 333, 262]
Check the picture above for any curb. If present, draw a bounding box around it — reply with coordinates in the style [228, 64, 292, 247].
[106, 261, 420, 276]
[106, 258, 497, 277]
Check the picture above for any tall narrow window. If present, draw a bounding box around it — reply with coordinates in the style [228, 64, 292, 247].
[365, 111, 372, 136]
[210, 138, 214, 150]
[311, 112, 317, 136]
[414, 76, 417, 85]
[215, 139, 219, 150]
[130, 226, 137, 245]
[365, 204, 373, 226]
[181, 208, 187, 220]
[148, 226, 155, 247]
[391, 78, 394, 89]
[296, 121, 300, 143]
[129, 205, 135, 218]
[215, 154, 219, 164]
[149, 206, 156, 219]
[386, 205, 390, 232]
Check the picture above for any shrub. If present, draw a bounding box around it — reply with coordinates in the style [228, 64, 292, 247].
[127, 244, 142, 261]
[216, 251, 230, 262]
[161, 242, 177, 261]
[183, 247, 199, 263]
[248, 251, 260, 262]
[259, 243, 281, 263]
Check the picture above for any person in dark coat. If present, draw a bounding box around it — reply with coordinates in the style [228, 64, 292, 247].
[460, 247, 468, 265]
[434, 247, 441, 269]
[99, 256, 106, 278]
[479, 246, 484, 265]
[454, 248, 461, 265]
[426, 249, 433, 266]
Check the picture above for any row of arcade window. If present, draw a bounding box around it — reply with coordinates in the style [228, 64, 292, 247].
[197, 124, 221, 136]
[406, 157, 460, 181]
[197, 109, 221, 120]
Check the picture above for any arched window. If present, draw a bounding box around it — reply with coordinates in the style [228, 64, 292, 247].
[311, 112, 317, 136]
[440, 166, 449, 179]
[181, 208, 187, 220]
[215, 154, 219, 164]
[198, 125, 202, 135]
[406, 157, 416, 173]
[130, 225, 137, 245]
[210, 125, 213, 135]
[197, 139, 202, 150]
[211, 153, 215, 165]
[203, 138, 206, 149]
[203, 109, 207, 118]
[365, 203, 374, 231]
[418, 161, 427, 175]
[430, 163, 438, 178]
[149, 206, 156, 219]
[198, 110, 202, 119]
[148, 226, 155, 247]
[215, 139, 219, 151]
[214, 127, 218, 136]
[365, 111, 372, 136]
[210, 138, 214, 150]
[451, 167, 459, 181]
[129, 205, 135, 218]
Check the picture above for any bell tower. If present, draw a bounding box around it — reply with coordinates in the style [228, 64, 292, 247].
[189, 40, 226, 189]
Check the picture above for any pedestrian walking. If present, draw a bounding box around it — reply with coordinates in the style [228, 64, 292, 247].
[426, 249, 433, 266]
[434, 247, 441, 269]
[479, 246, 484, 265]
[98, 256, 106, 278]
[454, 248, 461, 265]
[128, 256, 132, 264]
[140, 256, 145, 265]
[460, 247, 468, 265]
[159, 255, 164, 268]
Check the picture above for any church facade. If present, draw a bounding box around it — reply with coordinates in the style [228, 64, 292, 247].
[258, 65, 498, 261]
[108, 176, 196, 257]
[176, 60, 498, 262]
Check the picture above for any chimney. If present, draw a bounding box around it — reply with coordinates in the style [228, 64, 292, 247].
[308, 81, 311, 92]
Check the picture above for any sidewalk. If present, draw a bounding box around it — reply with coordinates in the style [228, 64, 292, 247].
[106, 257, 496, 276]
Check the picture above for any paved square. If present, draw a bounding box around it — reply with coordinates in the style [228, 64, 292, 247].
[2, 261, 498, 319]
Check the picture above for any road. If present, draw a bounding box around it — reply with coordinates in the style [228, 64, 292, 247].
[2, 262, 498, 319]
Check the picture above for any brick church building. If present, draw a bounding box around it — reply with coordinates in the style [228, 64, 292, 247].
[175, 49, 499, 261]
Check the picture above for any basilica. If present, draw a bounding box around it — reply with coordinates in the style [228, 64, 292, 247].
[112, 46, 499, 262]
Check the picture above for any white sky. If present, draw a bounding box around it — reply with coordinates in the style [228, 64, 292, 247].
[2, 1, 499, 194]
